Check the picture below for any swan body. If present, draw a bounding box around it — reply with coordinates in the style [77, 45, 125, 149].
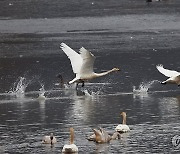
[156, 64, 180, 86]
[115, 112, 130, 133]
[88, 127, 120, 143]
[62, 128, 78, 153]
[42, 133, 57, 145]
[60, 43, 120, 88]
[115, 124, 130, 133]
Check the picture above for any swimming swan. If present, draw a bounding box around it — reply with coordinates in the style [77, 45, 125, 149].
[60, 43, 120, 88]
[115, 112, 130, 133]
[88, 127, 121, 143]
[42, 133, 57, 145]
[62, 127, 78, 153]
[156, 64, 180, 86]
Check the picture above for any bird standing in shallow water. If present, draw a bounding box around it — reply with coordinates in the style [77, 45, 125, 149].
[156, 64, 180, 86]
[60, 43, 120, 89]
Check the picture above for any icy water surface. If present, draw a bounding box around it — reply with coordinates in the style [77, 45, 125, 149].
[0, 0, 180, 153]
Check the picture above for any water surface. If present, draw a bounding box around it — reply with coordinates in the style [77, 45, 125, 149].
[0, 0, 180, 153]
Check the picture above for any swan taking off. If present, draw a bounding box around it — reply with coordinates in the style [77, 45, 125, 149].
[115, 112, 130, 133]
[60, 43, 120, 88]
[62, 127, 78, 153]
[156, 64, 180, 86]
[42, 133, 57, 145]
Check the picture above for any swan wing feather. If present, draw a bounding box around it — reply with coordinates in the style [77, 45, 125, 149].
[60, 43, 82, 74]
[79, 47, 95, 75]
[156, 64, 180, 77]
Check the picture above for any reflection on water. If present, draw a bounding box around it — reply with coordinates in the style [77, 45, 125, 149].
[0, 80, 180, 153]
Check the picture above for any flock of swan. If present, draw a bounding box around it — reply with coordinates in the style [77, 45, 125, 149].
[42, 111, 130, 153]
[60, 43, 180, 87]
[41, 42, 179, 152]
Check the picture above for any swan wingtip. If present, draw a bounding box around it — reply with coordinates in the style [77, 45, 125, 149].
[156, 64, 163, 68]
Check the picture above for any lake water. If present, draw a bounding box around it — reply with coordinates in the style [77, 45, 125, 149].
[0, 0, 180, 153]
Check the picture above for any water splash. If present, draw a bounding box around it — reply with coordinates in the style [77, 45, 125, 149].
[39, 84, 45, 96]
[37, 84, 46, 101]
[9, 77, 31, 98]
[133, 80, 160, 94]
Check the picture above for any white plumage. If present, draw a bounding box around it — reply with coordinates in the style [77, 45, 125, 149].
[156, 64, 180, 86]
[115, 112, 130, 133]
[60, 43, 120, 88]
[115, 124, 130, 133]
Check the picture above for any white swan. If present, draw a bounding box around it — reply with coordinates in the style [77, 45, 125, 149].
[115, 112, 130, 133]
[156, 64, 180, 86]
[60, 43, 120, 88]
[62, 127, 78, 153]
[42, 133, 57, 145]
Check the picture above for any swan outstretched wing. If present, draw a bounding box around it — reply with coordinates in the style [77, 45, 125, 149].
[60, 43, 82, 74]
[79, 47, 95, 75]
[156, 64, 180, 77]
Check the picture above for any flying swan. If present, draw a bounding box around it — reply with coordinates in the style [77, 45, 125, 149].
[60, 43, 120, 88]
[62, 127, 78, 153]
[42, 133, 57, 145]
[115, 112, 130, 133]
[156, 64, 180, 86]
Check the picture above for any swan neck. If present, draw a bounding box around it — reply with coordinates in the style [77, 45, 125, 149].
[59, 75, 65, 88]
[122, 114, 126, 125]
[95, 69, 115, 77]
[70, 128, 74, 144]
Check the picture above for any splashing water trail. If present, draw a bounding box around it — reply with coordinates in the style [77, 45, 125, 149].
[37, 84, 46, 101]
[133, 80, 160, 94]
[9, 77, 31, 98]
[39, 84, 45, 96]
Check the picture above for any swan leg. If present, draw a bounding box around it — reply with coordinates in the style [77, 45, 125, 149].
[81, 81, 85, 87]
[76, 83, 79, 90]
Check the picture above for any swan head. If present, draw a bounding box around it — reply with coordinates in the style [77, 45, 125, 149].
[112, 68, 120, 72]
[121, 112, 127, 117]
[56, 74, 62, 78]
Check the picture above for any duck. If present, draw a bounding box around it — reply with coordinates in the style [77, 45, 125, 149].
[87, 127, 121, 143]
[115, 112, 130, 133]
[62, 127, 78, 153]
[42, 133, 57, 145]
[60, 43, 120, 89]
[156, 64, 180, 86]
